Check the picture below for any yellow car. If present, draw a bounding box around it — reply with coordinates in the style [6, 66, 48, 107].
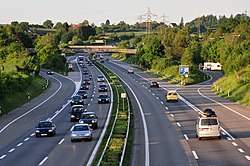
[166, 90, 178, 102]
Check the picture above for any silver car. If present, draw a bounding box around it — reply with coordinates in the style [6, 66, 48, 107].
[71, 124, 92, 142]
[97, 75, 105, 82]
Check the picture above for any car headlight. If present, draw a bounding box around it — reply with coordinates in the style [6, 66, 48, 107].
[71, 115, 75, 118]
[49, 129, 53, 132]
[36, 130, 40, 133]
[79, 120, 84, 123]
[92, 120, 96, 123]
[71, 134, 77, 137]
[98, 99, 101, 101]
[106, 99, 109, 101]
[85, 132, 91, 136]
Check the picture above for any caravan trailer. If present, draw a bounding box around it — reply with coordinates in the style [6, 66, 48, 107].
[203, 62, 222, 71]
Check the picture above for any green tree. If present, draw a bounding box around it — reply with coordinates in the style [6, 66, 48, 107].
[43, 20, 54, 29]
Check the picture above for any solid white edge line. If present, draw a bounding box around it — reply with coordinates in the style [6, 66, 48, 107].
[38, 157, 48, 166]
[192, 151, 199, 160]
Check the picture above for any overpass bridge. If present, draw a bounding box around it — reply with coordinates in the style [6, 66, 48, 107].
[62, 45, 137, 54]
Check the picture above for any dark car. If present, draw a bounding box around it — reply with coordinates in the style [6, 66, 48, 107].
[47, 70, 54, 75]
[100, 60, 104, 63]
[82, 69, 88, 75]
[70, 105, 85, 122]
[88, 62, 93, 66]
[71, 95, 84, 106]
[35, 120, 56, 137]
[150, 81, 159, 88]
[77, 90, 87, 99]
[83, 78, 91, 84]
[98, 84, 108, 92]
[80, 84, 89, 90]
[98, 94, 110, 104]
[79, 112, 98, 129]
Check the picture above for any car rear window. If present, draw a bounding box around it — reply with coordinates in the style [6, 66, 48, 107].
[201, 119, 218, 125]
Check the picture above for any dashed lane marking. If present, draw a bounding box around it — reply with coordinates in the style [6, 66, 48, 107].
[238, 148, 245, 153]
[170, 114, 174, 117]
[232, 142, 238, 146]
[192, 151, 199, 160]
[17, 143, 23, 147]
[58, 139, 65, 145]
[0, 155, 6, 160]
[8, 148, 15, 153]
[38, 157, 48, 166]
[184, 134, 189, 140]
[24, 138, 29, 142]
[177, 122, 181, 127]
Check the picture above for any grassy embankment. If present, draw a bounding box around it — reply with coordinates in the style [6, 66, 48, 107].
[0, 76, 47, 115]
[111, 53, 210, 85]
[212, 66, 250, 107]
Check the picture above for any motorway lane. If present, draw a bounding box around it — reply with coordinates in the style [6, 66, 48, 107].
[41, 55, 112, 166]
[0, 72, 76, 165]
[102, 60, 194, 166]
[0, 54, 112, 166]
[105, 58, 250, 165]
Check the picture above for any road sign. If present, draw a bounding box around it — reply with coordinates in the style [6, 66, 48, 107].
[121, 93, 126, 98]
[179, 66, 189, 75]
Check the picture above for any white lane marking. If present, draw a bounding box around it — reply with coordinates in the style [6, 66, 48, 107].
[46, 118, 50, 121]
[50, 102, 70, 120]
[93, 91, 95, 94]
[198, 86, 250, 121]
[221, 132, 226, 135]
[220, 127, 235, 140]
[8, 148, 15, 153]
[238, 148, 245, 153]
[24, 138, 29, 142]
[165, 107, 169, 111]
[38, 157, 48, 166]
[30, 133, 35, 137]
[148, 90, 151, 92]
[192, 151, 199, 160]
[55, 110, 59, 114]
[0, 155, 6, 160]
[156, 97, 159, 100]
[161, 101, 164, 104]
[58, 139, 65, 145]
[232, 142, 238, 146]
[92, 95, 94, 97]
[245, 156, 250, 160]
[145, 87, 148, 89]
[91, 98, 93, 101]
[177, 122, 181, 127]
[88, 103, 91, 106]
[84, 109, 87, 112]
[170, 114, 174, 117]
[152, 93, 155, 96]
[17, 143, 23, 147]
[184, 134, 189, 140]
[0, 77, 63, 134]
[227, 137, 232, 141]
[139, 82, 141, 85]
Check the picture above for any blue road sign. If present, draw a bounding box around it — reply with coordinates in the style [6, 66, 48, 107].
[179, 66, 189, 75]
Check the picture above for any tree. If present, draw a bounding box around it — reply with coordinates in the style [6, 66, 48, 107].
[105, 19, 110, 26]
[179, 17, 184, 29]
[43, 20, 54, 29]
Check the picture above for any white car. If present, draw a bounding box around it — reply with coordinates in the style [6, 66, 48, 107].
[127, 68, 134, 74]
[97, 75, 105, 82]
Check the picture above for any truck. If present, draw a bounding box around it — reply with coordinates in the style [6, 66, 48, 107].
[203, 62, 222, 71]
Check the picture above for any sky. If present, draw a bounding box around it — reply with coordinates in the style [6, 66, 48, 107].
[0, 0, 249, 26]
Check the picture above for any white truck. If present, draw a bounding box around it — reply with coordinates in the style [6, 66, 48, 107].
[203, 62, 222, 71]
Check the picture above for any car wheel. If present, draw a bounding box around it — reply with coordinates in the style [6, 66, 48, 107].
[167, 100, 169, 102]
[218, 136, 221, 140]
[71, 139, 74, 142]
[36, 134, 40, 138]
[198, 136, 201, 140]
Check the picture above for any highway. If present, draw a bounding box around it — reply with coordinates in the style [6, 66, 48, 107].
[102, 57, 250, 166]
[0, 53, 112, 166]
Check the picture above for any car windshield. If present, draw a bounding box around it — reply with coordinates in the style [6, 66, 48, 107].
[99, 85, 106, 88]
[38, 122, 52, 128]
[201, 119, 218, 125]
[99, 95, 108, 98]
[73, 125, 89, 131]
[73, 96, 81, 99]
[168, 92, 177, 95]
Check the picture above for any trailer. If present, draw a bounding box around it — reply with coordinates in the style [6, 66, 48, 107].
[203, 62, 222, 71]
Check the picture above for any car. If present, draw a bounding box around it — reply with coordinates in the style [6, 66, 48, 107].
[79, 112, 98, 129]
[98, 84, 108, 92]
[100, 60, 104, 63]
[166, 90, 178, 102]
[98, 94, 110, 104]
[88, 62, 93, 66]
[79, 63, 85, 68]
[70, 105, 85, 122]
[127, 68, 134, 74]
[77, 90, 87, 99]
[35, 120, 56, 137]
[150, 81, 159, 88]
[82, 69, 88, 75]
[71, 95, 84, 106]
[80, 84, 89, 90]
[47, 70, 54, 75]
[196, 109, 221, 140]
[89, 74, 92, 80]
[71, 123, 93, 142]
[83, 78, 91, 84]
[97, 75, 105, 82]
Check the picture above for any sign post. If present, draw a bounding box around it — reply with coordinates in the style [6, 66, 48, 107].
[121, 93, 127, 111]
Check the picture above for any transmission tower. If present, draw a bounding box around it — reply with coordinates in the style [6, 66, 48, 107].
[138, 8, 157, 34]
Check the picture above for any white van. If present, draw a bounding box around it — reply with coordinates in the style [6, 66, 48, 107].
[196, 109, 221, 140]
[203, 62, 222, 71]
